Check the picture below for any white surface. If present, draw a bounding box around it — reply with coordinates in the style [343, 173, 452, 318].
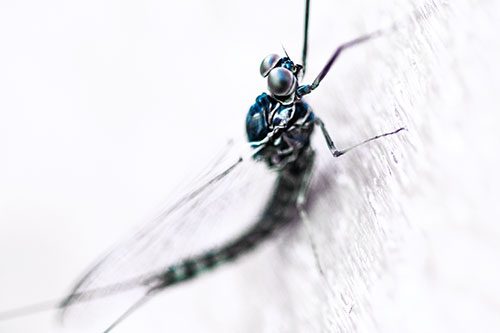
[1, 0, 500, 332]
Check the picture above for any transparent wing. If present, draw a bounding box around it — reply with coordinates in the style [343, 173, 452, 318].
[59, 141, 277, 330]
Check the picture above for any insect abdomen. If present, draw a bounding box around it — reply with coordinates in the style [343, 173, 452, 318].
[154, 148, 315, 289]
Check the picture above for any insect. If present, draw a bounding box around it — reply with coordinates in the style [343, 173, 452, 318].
[0, 0, 407, 331]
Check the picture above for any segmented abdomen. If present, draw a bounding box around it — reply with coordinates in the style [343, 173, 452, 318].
[152, 148, 315, 290]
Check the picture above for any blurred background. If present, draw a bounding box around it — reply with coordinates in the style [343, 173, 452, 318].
[1, 0, 499, 332]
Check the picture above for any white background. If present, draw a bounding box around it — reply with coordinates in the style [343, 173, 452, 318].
[1, 0, 500, 332]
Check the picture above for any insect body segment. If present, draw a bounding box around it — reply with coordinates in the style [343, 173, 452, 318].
[246, 93, 314, 168]
[150, 148, 315, 293]
[247, 55, 314, 168]
[260, 55, 304, 103]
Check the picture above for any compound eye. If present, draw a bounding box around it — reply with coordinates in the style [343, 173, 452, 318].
[267, 67, 297, 96]
[260, 54, 281, 77]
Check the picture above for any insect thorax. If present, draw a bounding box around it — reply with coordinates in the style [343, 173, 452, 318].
[246, 93, 315, 168]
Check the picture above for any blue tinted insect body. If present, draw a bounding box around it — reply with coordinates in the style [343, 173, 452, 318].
[0, 0, 406, 331]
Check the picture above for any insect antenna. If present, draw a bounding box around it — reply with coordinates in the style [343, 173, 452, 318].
[281, 44, 290, 59]
[302, 0, 311, 73]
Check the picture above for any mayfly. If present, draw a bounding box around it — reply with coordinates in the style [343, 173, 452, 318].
[1, 0, 406, 331]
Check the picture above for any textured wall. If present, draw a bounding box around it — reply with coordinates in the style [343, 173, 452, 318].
[295, 0, 500, 332]
[1, 0, 499, 332]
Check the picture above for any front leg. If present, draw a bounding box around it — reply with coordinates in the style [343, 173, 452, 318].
[314, 117, 406, 158]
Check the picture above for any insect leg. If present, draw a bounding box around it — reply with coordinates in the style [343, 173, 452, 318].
[315, 117, 406, 158]
[297, 26, 397, 99]
[297, 194, 328, 280]
[310, 29, 387, 90]
[295, 151, 336, 296]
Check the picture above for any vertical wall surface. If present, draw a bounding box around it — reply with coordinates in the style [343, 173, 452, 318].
[295, 0, 500, 332]
[0, 0, 499, 332]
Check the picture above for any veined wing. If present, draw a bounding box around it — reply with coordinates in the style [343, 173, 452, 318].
[59, 141, 277, 330]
